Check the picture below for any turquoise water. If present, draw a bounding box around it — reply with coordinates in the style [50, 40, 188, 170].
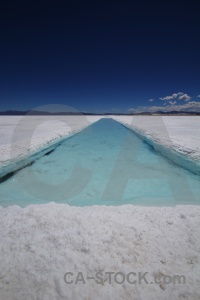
[0, 118, 200, 207]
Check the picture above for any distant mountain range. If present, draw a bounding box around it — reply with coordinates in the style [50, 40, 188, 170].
[0, 110, 87, 115]
[0, 110, 200, 116]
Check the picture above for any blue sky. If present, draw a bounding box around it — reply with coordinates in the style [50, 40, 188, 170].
[0, 0, 200, 113]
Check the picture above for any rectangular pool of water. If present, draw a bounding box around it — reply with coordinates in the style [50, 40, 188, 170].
[0, 118, 200, 207]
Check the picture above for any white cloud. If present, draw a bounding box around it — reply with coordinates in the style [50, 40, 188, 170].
[168, 101, 177, 105]
[128, 101, 200, 113]
[149, 99, 154, 102]
[159, 92, 183, 101]
[197, 95, 200, 98]
[178, 93, 191, 101]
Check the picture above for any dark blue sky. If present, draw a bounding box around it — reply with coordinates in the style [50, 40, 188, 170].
[0, 0, 200, 112]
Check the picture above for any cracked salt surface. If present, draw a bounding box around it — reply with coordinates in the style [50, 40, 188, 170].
[0, 204, 200, 300]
